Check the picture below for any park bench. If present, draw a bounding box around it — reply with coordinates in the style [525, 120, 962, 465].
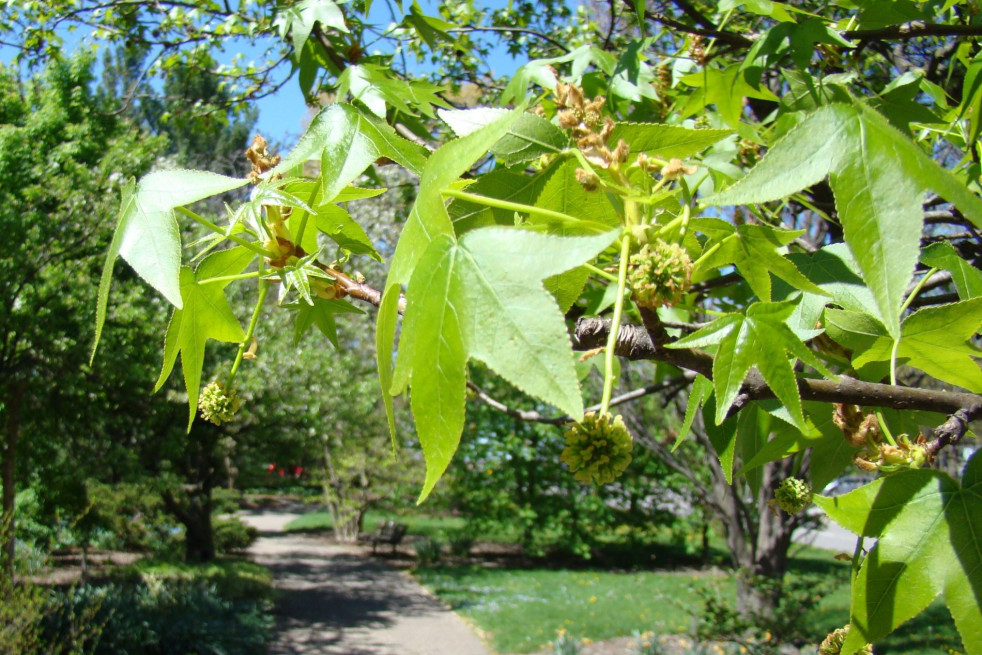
[365, 520, 407, 554]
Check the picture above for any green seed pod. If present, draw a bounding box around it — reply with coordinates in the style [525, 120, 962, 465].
[627, 239, 693, 309]
[561, 412, 633, 485]
[773, 477, 812, 515]
[199, 380, 242, 426]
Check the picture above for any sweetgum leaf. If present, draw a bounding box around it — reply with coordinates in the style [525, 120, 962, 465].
[669, 299, 834, 427]
[393, 227, 618, 501]
[921, 242, 982, 300]
[379, 110, 523, 446]
[490, 112, 569, 165]
[815, 450, 982, 654]
[93, 171, 248, 362]
[154, 266, 247, 430]
[851, 298, 982, 392]
[611, 123, 731, 159]
[707, 103, 982, 339]
[271, 103, 427, 203]
[291, 298, 364, 347]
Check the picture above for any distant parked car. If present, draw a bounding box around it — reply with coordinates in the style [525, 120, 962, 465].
[821, 475, 875, 497]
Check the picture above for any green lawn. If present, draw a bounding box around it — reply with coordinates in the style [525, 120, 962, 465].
[283, 510, 467, 538]
[414, 547, 963, 655]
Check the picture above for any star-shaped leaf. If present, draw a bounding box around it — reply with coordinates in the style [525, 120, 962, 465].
[693, 219, 828, 300]
[275, 0, 348, 55]
[291, 298, 364, 348]
[94, 170, 248, 361]
[850, 297, 982, 392]
[815, 450, 982, 654]
[668, 299, 834, 427]
[708, 103, 982, 339]
[392, 227, 619, 501]
[154, 261, 247, 430]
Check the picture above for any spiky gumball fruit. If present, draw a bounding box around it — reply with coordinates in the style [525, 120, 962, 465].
[561, 412, 633, 485]
[773, 477, 812, 514]
[199, 380, 241, 426]
[628, 239, 692, 309]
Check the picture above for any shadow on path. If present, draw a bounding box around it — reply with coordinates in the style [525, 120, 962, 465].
[244, 511, 491, 655]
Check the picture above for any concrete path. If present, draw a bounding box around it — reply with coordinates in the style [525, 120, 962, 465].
[242, 509, 492, 655]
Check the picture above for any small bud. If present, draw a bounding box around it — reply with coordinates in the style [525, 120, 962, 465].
[558, 109, 581, 129]
[575, 168, 600, 192]
[661, 158, 697, 180]
[819, 626, 872, 655]
[612, 139, 630, 164]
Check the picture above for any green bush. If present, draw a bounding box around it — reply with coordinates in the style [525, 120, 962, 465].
[446, 529, 475, 557]
[413, 536, 444, 566]
[213, 517, 259, 554]
[0, 579, 47, 655]
[41, 578, 272, 655]
[212, 488, 244, 515]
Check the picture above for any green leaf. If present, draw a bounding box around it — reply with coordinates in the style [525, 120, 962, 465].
[921, 242, 982, 300]
[154, 267, 247, 430]
[271, 104, 427, 203]
[610, 123, 732, 160]
[378, 110, 524, 456]
[669, 299, 834, 427]
[314, 204, 382, 261]
[448, 169, 552, 232]
[93, 170, 248, 361]
[675, 374, 713, 450]
[393, 227, 618, 501]
[679, 65, 780, 128]
[291, 298, 364, 347]
[815, 451, 982, 654]
[851, 298, 982, 392]
[490, 112, 569, 166]
[693, 222, 828, 300]
[439, 107, 512, 137]
[707, 103, 982, 338]
[275, 0, 348, 55]
[788, 243, 876, 313]
[534, 159, 622, 228]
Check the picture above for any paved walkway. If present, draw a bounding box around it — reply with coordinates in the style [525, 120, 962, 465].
[242, 509, 492, 655]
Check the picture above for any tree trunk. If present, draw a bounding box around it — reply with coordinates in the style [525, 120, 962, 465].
[163, 488, 215, 563]
[1, 381, 24, 583]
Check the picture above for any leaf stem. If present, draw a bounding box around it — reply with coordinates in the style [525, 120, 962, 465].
[441, 188, 605, 229]
[583, 262, 619, 283]
[691, 240, 722, 271]
[890, 267, 938, 385]
[875, 409, 897, 447]
[227, 276, 268, 388]
[601, 231, 632, 415]
[177, 206, 277, 258]
[198, 271, 261, 285]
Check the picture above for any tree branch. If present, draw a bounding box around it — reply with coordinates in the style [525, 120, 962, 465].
[572, 315, 982, 433]
[843, 21, 982, 42]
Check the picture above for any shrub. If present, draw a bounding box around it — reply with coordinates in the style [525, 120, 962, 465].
[413, 536, 443, 566]
[213, 517, 259, 554]
[212, 488, 244, 515]
[446, 529, 474, 557]
[40, 578, 272, 655]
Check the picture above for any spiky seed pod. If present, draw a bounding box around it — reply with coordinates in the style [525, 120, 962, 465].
[819, 626, 873, 655]
[199, 380, 241, 426]
[773, 477, 813, 514]
[628, 239, 693, 309]
[561, 412, 633, 485]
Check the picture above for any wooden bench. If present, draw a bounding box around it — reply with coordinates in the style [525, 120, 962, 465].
[367, 520, 407, 554]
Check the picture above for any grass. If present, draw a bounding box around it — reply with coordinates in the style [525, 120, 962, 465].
[113, 557, 275, 601]
[416, 565, 729, 653]
[414, 545, 963, 655]
[283, 509, 467, 538]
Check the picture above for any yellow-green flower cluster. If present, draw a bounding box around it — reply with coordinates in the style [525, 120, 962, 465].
[561, 412, 633, 485]
[199, 380, 241, 426]
[773, 477, 812, 515]
[628, 239, 693, 309]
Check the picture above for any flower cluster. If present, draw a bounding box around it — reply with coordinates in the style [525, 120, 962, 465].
[199, 380, 242, 426]
[834, 404, 933, 473]
[554, 82, 629, 184]
[772, 477, 812, 515]
[561, 412, 633, 485]
[627, 239, 693, 309]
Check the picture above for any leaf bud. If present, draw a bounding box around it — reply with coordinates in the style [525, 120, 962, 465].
[575, 168, 600, 192]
